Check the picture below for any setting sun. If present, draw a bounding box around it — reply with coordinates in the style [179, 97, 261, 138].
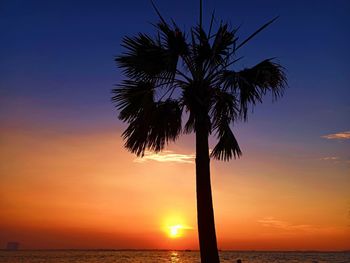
[168, 225, 182, 238]
[162, 214, 193, 239]
[166, 223, 194, 239]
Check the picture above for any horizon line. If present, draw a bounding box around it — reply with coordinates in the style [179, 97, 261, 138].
[1, 249, 349, 253]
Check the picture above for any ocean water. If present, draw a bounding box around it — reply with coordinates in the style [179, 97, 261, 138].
[0, 250, 349, 263]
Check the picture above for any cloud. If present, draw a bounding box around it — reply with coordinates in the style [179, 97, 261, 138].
[320, 156, 339, 161]
[134, 150, 195, 164]
[257, 217, 311, 231]
[321, 131, 350, 140]
[319, 157, 350, 165]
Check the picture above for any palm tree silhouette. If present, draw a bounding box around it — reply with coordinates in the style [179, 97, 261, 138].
[112, 2, 286, 262]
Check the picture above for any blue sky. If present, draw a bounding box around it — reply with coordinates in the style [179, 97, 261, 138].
[1, 0, 349, 157]
[1, 2, 349, 114]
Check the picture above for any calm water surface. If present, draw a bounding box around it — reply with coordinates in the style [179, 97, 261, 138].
[0, 250, 349, 263]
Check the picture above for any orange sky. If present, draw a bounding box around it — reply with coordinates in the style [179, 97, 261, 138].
[0, 124, 349, 250]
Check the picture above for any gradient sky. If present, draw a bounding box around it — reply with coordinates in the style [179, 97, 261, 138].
[0, 0, 349, 250]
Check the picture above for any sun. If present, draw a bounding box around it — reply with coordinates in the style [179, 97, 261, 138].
[168, 225, 182, 238]
[162, 214, 193, 239]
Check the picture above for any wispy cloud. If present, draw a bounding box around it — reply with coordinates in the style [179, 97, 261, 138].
[320, 156, 339, 161]
[134, 150, 195, 164]
[258, 217, 311, 231]
[319, 157, 350, 165]
[321, 131, 350, 140]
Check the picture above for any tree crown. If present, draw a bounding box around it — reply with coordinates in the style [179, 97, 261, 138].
[113, 7, 287, 161]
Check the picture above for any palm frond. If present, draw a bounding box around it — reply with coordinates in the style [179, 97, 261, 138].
[209, 24, 236, 67]
[155, 21, 188, 57]
[210, 88, 239, 128]
[234, 16, 279, 52]
[192, 26, 211, 68]
[150, 0, 167, 25]
[147, 99, 182, 152]
[112, 80, 155, 122]
[222, 59, 286, 119]
[210, 119, 241, 161]
[151, 0, 187, 57]
[122, 99, 182, 156]
[116, 34, 174, 81]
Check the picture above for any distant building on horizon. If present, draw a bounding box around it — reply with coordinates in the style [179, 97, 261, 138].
[6, 242, 19, 251]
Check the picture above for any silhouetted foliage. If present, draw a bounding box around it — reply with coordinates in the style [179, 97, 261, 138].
[113, 11, 286, 161]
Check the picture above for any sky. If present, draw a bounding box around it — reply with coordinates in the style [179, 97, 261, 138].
[0, 0, 350, 250]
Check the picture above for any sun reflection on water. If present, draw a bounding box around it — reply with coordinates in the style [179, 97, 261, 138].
[170, 251, 180, 262]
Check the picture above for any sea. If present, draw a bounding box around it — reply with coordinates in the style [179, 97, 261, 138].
[0, 250, 349, 263]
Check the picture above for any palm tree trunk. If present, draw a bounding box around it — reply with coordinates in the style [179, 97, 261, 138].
[195, 124, 220, 263]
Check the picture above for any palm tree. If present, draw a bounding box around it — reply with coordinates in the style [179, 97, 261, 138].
[112, 2, 286, 262]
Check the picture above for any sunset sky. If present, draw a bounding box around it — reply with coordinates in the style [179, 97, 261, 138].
[0, 0, 349, 250]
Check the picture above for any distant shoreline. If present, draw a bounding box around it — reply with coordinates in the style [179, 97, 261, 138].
[1, 249, 349, 253]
